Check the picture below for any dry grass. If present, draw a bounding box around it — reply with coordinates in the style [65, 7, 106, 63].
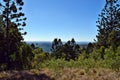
[0, 68, 120, 80]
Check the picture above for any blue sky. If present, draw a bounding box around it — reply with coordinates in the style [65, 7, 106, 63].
[23, 0, 105, 42]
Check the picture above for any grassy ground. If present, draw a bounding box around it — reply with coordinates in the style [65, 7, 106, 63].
[0, 68, 120, 80]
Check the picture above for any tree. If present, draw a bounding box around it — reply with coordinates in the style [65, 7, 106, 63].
[31, 43, 36, 49]
[96, 0, 120, 49]
[0, 15, 6, 69]
[86, 42, 94, 54]
[63, 38, 80, 60]
[51, 38, 62, 52]
[8, 23, 23, 69]
[85, 42, 94, 58]
[0, 0, 27, 70]
[51, 38, 80, 60]
[19, 42, 34, 69]
[51, 38, 63, 58]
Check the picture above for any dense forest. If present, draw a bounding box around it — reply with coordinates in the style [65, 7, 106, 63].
[0, 0, 120, 80]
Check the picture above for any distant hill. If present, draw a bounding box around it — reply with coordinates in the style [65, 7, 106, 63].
[26, 41, 89, 52]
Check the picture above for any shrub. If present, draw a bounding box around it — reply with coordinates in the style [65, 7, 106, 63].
[111, 58, 120, 71]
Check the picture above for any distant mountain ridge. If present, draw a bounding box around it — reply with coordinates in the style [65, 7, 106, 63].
[26, 41, 89, 52]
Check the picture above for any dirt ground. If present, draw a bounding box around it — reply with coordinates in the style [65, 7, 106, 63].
[0, 68, 120, 80]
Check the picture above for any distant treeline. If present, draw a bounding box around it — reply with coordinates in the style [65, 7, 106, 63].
[26, 41, 89, 52]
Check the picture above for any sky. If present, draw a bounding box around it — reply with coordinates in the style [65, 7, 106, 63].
[23, 0, 106, 42]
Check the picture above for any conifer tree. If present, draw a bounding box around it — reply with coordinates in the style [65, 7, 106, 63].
[0, 0, 27, 69]
[51, 38, 80, 60]
[0, 16, 6, 68]
[96, 0, 120, 49]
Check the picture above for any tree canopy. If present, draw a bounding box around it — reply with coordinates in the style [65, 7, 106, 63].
[96, 0, 120, 49]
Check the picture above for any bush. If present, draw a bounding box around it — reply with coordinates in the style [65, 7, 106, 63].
[111, 58, 120, 71]
[32, 48, 50, 68]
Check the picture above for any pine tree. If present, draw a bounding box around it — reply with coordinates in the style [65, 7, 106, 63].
[0, 0, 26, 70]
[51, 38, 63, 58]
[51, 38, 80, 60]
[96, 0, 120, 49]
[63, 38, 80, 60]
[0, 16, 6, 68]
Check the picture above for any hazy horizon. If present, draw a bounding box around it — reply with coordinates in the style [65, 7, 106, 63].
[24, 40, 92, 43]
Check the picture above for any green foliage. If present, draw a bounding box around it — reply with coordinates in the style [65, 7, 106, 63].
[51, 38, 63, 58]
[19, 42, 34, 69]
[110, 46, 120, 71]
[111, 57, 120, 71]
[0, 0, 27, 70]
[34, 55, 112, 70]
[0, 16, 6, 67]
[104, 46, 115, 59]
[90, 48, 101, 61]
[116, 46, 120, 56]
[0, 0, 120, 72]
[30, 38, 120, 71]
[96, 0, 120, 48]
[86, 42, 94, 54]
[33, 48, 43, 54]
[30, 43, 36, 49]
[51, 38, 80, 60]
[32, 48, 50, 68]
